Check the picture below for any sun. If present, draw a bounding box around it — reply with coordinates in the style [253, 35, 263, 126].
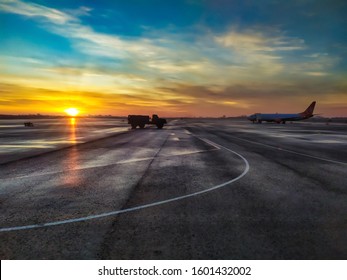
[64, 108, 79, 117]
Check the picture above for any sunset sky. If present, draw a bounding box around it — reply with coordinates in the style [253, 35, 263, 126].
[1, 0, 346, 117]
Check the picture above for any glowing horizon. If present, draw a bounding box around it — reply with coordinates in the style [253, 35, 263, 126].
[64, 108, 79, 117]
[1, 0, 347, 117]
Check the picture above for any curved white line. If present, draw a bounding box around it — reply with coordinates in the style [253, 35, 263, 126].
[0, 138, 249, 232]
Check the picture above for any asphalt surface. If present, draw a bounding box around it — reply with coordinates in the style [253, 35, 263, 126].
[0, 119, 346, 259]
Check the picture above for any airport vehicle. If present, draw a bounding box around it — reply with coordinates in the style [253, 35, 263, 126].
[128, 114, 167, 129]
[24, 122, 34, 127]
[247, 101, 316, 124]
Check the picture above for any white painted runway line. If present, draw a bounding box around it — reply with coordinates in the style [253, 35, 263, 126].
[0, 137, 249, 232]
[225, 134, 347, 165]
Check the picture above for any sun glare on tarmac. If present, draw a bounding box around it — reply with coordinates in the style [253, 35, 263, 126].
[64, 108, 79, 117]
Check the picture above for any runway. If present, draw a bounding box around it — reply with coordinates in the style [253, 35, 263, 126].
[0, 119, 346, 259]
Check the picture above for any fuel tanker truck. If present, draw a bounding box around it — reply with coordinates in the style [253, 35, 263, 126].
[127, 114, 167, 129]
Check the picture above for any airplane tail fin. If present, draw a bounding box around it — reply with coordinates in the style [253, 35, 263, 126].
[302, 101, 316, 117]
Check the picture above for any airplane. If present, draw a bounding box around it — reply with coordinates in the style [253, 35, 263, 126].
[247, 101, 316, 124]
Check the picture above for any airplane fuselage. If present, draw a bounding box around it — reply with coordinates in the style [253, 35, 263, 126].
[248, 113, 309, 123]
[247, 101, 316, 124]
